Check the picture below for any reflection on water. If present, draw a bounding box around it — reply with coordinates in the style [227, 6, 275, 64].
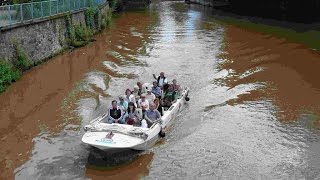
[9, 1, 320, 180]
[86, 152, 153, 180]
[220, 25, 320, 127]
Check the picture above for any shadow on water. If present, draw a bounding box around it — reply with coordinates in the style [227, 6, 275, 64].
[87, 148, 143, 167]
[86, 148, 154, 180]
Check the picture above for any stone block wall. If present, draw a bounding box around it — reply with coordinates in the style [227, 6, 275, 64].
[0, 3, 109, 65]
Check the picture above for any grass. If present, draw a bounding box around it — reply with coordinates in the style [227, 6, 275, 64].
[0, 41, 32, 93]
[214, 16, 320, 51]
[38, 122, 49, 133]
[0, 60, 21, 93]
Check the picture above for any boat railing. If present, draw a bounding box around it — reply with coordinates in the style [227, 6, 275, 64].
[84, 123, 149, 140]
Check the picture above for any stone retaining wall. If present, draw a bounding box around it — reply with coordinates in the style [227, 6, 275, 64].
[0, 3, 109, 65]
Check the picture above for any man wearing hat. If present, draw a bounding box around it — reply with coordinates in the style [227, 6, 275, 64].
[146, 88, 156, 103]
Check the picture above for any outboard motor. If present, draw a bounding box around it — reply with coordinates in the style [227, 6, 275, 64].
[159, 130, 166, 138]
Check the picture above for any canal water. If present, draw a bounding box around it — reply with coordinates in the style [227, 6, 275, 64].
[1, 1, 319, 179]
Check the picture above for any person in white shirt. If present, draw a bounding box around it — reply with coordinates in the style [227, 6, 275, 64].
[153, 72, 168, 89]
[125, 88, 137, 107]
[145, 89, 156, 103]
[137, 93, 149, 118]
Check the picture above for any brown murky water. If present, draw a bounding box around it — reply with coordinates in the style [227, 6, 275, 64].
[0, 12, 153, 179]
[1, 1, 320, 180]
[220, 26, 320, 127]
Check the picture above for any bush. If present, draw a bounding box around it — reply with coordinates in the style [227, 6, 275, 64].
[66, 14, 94, 47]
[101, 9, 112, 29]
[0, 61, 21, 93]
[110, 0, 122, 11]
[85, 7, 96, 30]
[14, 42, 32, 71]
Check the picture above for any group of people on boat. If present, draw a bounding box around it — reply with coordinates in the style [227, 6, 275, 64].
[107, 72, 181, 128]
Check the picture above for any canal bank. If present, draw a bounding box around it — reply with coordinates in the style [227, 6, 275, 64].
[0, 0, 111, 93]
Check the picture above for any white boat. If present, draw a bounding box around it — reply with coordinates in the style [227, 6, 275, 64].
[81, 86, 190, 151]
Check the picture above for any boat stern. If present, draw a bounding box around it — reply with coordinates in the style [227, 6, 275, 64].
[81, 131, 146, 151]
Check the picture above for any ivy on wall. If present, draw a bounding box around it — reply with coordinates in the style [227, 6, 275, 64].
[65, 7, 112, 47]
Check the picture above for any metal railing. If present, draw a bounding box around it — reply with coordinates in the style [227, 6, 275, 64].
[0, 0, 106, 28]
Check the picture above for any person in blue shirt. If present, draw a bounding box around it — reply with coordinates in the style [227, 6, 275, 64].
[118, 95, 128, 113]
[151, 81, 162, 98]
[144, 103, 161, 128]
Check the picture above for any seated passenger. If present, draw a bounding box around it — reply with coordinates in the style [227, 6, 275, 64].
[153, 72, 168, 89]
[151, 81, 162, 98]
[137, 93, 149, 118]
[108, 100, 124, 124]
[124, 102, 141, 126]
[169, 79, 181, 94]
[154, 98, 163, 116]
[132, 85, 141, 103]
[146, 89, 156, 103]
[137, 82, 146, 95]
[162, 83, 172, 99]
[118, 95, 128, 113]
[144, 103, 161, 128]
[163, 82, 180, 102]
[162, 96, 173, 109]
[125, 88, 137, 107]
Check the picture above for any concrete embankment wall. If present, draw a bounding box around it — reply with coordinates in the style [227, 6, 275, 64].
[0, 3, 110, 65]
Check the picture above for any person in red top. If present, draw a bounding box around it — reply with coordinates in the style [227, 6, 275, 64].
[169, 79, 181, 93]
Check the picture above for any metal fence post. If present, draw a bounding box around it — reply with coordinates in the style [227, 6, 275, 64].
[31, 2, 34, 19]
[56, 0, 58, 14]
[69, 0, 71, 11]
[49, 0, 51, 15]
[7, 5, 12, 25]
[41, 1, 43, 17]
[20, 4, 23, 22]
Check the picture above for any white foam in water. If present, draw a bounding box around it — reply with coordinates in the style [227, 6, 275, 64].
[85, 71, 108, 91]
[103, 61, 120, 70]
[239, 67, 264, 79]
